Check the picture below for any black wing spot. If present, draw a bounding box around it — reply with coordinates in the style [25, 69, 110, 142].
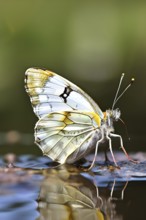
[60, 86, 72, 103]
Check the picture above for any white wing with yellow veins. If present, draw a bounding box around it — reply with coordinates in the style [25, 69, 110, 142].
[25, 68, 104, 119]
[25, 68, 104, 164]
[35, 111, 101, 164]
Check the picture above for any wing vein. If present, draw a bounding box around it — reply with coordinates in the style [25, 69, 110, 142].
[58, 130, 95, 160]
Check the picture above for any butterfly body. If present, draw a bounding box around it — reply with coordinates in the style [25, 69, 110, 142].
[25, 68, 130, 169]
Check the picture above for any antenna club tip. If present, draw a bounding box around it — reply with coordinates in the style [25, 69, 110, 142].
[131, 78, 135, 83]
[122, 73, 125, 76]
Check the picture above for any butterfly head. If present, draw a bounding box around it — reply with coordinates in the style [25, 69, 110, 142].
[110, 108, 121, 121]
[103, 108, 121, 129]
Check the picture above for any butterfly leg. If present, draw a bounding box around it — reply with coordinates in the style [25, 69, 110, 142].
[109, 179, 128, 201]
[86, 134, 105, 171]
[106, 135, 118, 167]
[92, 178, 103, 207]
[88, 140, 102, 170]
[109, 179, 116, 198]
[120, 181, 128, 200]
[110, 133, 137, 163]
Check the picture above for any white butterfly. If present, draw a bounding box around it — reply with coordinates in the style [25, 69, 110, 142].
[25, 68, 134, 169]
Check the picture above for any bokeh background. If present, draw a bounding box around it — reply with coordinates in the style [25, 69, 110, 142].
[0, 1, 146, 155]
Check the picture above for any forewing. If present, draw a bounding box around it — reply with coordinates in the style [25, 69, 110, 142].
[35, 111, 101, 164]
[25, 68, 104, 118]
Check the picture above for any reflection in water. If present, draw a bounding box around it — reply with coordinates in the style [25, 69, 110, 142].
[1, 154, 146, 220]
[98, 180, 128, 220]
[37, 165, 127, 220]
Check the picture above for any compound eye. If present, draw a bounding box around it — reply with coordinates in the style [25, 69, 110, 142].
[115, 108, 121, 120]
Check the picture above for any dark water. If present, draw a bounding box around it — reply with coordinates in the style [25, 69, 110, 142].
[0, 153, 146, 220]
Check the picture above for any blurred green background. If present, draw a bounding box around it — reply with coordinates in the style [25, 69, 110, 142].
[0, 1, 146, 155]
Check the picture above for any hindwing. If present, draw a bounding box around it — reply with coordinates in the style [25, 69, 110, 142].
[35, 111, 101, 164]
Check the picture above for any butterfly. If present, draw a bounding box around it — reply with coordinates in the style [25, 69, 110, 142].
[25, 68, 135, 170]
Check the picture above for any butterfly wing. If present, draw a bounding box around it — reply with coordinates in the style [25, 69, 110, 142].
[35, 111, 101, 164]
[25, 68, 104, 119]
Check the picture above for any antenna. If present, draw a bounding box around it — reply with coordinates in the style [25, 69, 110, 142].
[112, 73, 125, 110]
[112, 74, 135, 110]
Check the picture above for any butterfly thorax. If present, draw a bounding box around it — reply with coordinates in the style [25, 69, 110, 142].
[101, 108, 121, 134]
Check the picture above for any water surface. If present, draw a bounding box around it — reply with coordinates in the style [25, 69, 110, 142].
[0, 153, 146, 220]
